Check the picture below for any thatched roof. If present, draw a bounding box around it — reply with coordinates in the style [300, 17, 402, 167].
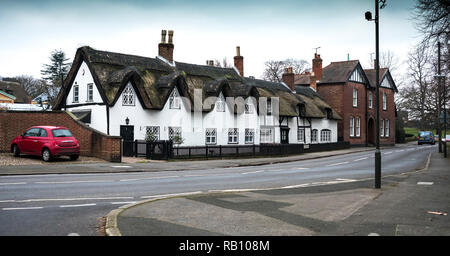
[54, 46, 341, 119]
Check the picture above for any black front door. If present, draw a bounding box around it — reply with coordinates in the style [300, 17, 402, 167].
[281, 128, 289, 144]
[120, 125, 134, 157]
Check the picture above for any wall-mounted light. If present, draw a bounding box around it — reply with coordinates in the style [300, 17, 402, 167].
[125, 117, 130, 125]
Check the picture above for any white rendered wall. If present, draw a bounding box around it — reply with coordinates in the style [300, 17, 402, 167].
[65, 61, 107, 134]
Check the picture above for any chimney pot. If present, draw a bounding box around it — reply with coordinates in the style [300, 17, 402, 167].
[168, 30, 174, 44]
[161, 30, 167, 43]
[236, 46, 240, 56]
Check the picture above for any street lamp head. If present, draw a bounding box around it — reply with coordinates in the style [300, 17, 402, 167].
[365, 11, 373, 21]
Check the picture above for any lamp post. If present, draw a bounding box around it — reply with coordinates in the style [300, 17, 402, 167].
[366, 0, 386, 189]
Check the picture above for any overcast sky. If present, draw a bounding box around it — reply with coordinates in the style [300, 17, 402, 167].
[0, 0, 420, 83]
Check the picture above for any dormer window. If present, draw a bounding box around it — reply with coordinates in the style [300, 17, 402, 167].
[298, 104, 305, 117]
[122, 84, 135, 106]
[216, 93, 225, 112]
[169, 88, 181, 109]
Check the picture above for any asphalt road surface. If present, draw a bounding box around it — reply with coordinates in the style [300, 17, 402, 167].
[0, 144, 436, 236]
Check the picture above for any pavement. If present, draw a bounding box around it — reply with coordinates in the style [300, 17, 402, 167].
[107, 151, 450, 236]
[0, 146, 379, 176]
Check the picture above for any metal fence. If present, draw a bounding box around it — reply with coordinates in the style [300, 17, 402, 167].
[124, 140, 350, 160]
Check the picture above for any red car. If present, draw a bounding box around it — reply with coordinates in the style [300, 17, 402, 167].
[11, 126, 80, 162]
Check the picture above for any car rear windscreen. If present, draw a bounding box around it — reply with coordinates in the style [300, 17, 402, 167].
[51, 129, 73, 137]
[419, 131, 431, 136]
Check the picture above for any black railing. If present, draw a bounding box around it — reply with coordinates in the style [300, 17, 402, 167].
[124, 140, 350, 160]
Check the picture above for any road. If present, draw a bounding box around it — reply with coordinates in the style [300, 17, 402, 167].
[0, 144, 436, 236]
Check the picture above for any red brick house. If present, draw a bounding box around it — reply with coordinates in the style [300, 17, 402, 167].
[295, 54, 398, 146]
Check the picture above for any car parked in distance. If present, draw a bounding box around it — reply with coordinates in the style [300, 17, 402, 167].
[11, 126, 80, 162]
[417, 131, 435, 145]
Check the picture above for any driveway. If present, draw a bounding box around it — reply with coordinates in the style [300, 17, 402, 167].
[0, 153, 106, 166]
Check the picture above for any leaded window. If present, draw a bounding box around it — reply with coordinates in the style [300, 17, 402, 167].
[169, 89, 181, 109]
[260, 128, 274, 143]
[228, 128, 238, 144]
[320, 129, 331, 142]
[245, 128, 254, 144]
[122, 84, 135, 106]
[245, 103, 253, 114]
[205, 128, 217, 145]
[298, 128, 305, 143]
[168, 126, 182, 144]
[311, 129, 318, 143]
[216, 93, 225, 112]
[145, 126, 160, 141]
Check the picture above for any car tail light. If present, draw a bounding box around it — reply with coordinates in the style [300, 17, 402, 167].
[430, 136, 433, 139]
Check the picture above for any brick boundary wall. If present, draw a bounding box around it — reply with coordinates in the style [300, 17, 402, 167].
[0, 110, 121, 162]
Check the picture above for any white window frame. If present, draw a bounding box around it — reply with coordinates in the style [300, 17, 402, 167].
[352, 88, 358, 107]
[169, 88, 181, 109]
[168, 126, 182, 143]
[381, 120, 385, 137]
[369, 91, 373, 109]
[385, 119, 390, 137]
[260, 128, 274, 143]
[216, 93, 225, 112]
[297, 128, 305, 143]
[205, 128, 217, 145]
[145, 126, 160, 141]
[356, 117, 361, 137]
[122, 84, 135, 106]
[245, 128, 255, 144]
[350, 116, 354, 137]
[245, 103, 253, 114]
[311, 129, 318, 143]
[73, 84, 79, 103]
[87, 83, 93, 102]
[320, 129, 331, 142]
[228, 128, 239, 144]
[383, 92, 387, 110]
[267, 100, 272, 116]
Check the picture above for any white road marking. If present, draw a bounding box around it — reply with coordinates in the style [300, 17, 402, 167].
[3, 207, 43, 211]
[242, 170, 264, 175]
[119, 179, 139, 182]
[3, 197, 134, 203]
[59, 203, 96, 208]
[35, 180, 113, 184]
[110, 201, 137, 205]
[297, 167, 310, 170]
[353, 157, 368, 162]
[0, 182, 27, 186]
[326, 161, 349, 167]
[67, 233, 80, 236]
[417, 182, 434, 185]
[384, 151, 393, 155]
[335, 178, 357, 181]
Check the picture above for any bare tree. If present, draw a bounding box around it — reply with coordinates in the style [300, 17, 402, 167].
[413, 0, 449, 44]
[214, 57, 232, 68]
[262, 59, 311, 82]
[13, 75, 46, 99]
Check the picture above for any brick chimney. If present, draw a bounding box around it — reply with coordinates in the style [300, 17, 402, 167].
[282, 67, 295, 92]
[310, 72, 317, 91]
[312, 53, 322, 81]
[373, 58, 377, 69]
[158, 30, 174, 62]
[234, 46, 244, 76]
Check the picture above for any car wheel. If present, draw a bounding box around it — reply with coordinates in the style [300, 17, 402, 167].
[42, 148, 52, 162]
[12, 144, 20, 157]
[70, 155, 79, 161]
